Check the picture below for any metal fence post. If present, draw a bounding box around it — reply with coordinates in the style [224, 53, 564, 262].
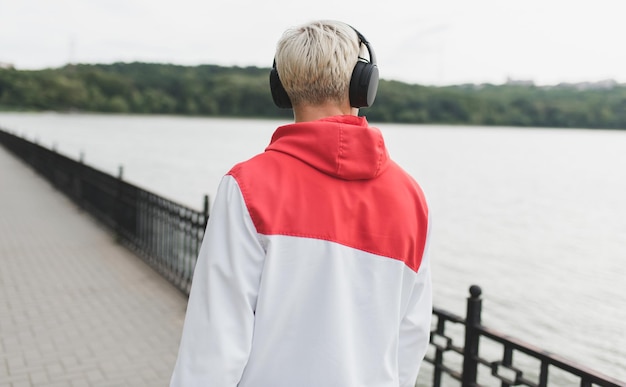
[115, 165, 124, 242]
[462, 285, 483, 387]
[203, 194, 210, 229]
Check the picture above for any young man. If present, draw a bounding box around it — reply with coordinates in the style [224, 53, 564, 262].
[170, 20, 432, 387]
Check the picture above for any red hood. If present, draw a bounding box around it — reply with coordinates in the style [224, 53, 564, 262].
[265, 115, 389, 181]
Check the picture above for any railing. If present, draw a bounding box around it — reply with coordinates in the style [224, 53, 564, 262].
[424, 286, 625, 386]
[0, 128, 208, 295]
[0, 128, 624, 387]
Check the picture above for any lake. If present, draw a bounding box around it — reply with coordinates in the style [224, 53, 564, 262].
[1, 112, 625, 383]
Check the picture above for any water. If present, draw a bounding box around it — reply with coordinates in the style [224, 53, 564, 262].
[1, 112, 625, 382]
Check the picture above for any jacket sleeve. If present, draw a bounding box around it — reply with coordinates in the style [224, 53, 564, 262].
[170, 175, 265, 387]
[398, 226, 433, 387]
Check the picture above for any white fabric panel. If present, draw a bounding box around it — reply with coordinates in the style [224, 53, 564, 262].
[170, 175, 266, 387]
[171, 175, 432, 387]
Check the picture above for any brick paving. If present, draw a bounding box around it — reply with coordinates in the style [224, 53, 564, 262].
[0, 146, 188, 386]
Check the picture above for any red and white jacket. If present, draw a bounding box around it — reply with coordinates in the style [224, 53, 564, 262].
[170, 115, 432, 387]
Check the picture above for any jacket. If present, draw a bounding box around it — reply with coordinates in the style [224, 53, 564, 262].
[170, 115, 432, 387]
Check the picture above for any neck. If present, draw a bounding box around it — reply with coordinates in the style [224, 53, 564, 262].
[293, 100, 358, 123]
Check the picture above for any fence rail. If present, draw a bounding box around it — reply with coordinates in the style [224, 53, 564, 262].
[425, 286, 625, 386]
[0, 128, 623, 387]
[0, 128, 208, 295]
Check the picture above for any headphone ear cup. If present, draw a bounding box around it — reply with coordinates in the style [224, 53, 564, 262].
[349, 61, 379, 108]
[269, 67, 293, 109]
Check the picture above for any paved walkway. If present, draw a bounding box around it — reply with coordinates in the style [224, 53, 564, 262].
[0, 145, 188, 387]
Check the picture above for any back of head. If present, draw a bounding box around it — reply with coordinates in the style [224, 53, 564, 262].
[274, 20, 361, 107]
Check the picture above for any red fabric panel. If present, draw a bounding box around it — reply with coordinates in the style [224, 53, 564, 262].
[229, 151, 429, 273]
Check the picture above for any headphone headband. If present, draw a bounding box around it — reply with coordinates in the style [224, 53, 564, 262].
[353, 28, 377, 66]
[270, 25, 379, 109]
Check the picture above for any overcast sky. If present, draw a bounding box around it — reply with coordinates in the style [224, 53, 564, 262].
[2, 0, 626, 86]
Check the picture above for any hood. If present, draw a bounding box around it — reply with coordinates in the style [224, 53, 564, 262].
[265, 115, 389, 181]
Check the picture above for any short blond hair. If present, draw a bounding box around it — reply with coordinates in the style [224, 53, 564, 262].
[274, 20, 361, 106]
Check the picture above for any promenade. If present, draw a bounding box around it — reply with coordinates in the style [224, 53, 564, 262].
[0, 145, 187, 386]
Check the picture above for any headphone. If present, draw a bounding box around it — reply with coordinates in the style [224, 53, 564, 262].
[269, 26, 379, 109]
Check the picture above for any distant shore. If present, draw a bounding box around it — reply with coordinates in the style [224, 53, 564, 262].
[1, 62, 625, 130]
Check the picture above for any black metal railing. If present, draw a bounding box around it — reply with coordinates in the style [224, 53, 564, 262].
[1, 128, 624, 387]
[423, 286, 625, 387]
[0, 128, 208, 295]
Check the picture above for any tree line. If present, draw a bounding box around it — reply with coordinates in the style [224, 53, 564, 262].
[1, 62, 625, 129]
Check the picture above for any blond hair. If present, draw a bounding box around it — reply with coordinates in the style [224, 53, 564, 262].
[274, 20, 362, 106]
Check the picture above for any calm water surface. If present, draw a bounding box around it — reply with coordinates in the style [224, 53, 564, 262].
[1, 112, 625, 383]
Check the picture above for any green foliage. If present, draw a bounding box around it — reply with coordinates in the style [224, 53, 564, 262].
[0, 62, 624, 129]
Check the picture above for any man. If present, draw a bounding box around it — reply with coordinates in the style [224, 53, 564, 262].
[170, 20, 432, 387]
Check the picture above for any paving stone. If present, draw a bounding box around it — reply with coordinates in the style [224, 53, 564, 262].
[0, 146, 187, 387]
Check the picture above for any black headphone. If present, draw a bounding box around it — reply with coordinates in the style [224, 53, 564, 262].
[269, 26, 379, 109]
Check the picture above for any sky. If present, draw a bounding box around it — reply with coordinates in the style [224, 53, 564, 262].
[2, 0, 626, 86]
